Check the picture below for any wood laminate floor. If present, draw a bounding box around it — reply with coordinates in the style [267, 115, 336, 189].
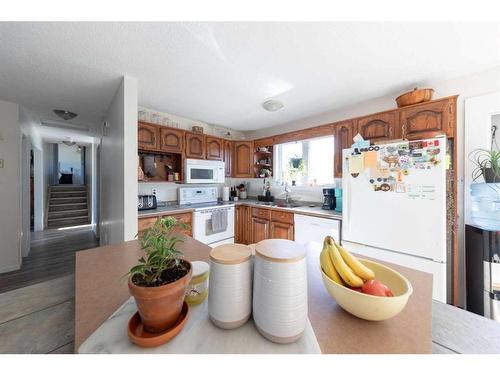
[0, 226, 98, 294]
[0, 227, 98, 353]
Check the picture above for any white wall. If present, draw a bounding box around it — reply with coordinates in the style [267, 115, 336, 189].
[33, 147, 43, 231]
[20, 135, 30, 257]
[247, 66, 500, 307]
[42, 142, 57, 227]
[100, 76, 138, 246]
[84, 144, 98, 233]
[19, 108, 39, 257]
[464, 91, 500, 226]
[139, 106, 247, 140]
[0, 100, 21, 273]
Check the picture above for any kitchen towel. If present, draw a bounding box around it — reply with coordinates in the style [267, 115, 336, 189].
[211, 209, 228, 232]
[78, 297, 321, 354]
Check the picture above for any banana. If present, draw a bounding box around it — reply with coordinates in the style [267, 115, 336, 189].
[335, 241, 375, 281]
[320, 246, 344, 286]
[324, 236, 364, 288]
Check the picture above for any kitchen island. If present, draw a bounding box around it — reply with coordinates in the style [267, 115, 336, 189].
[76, 235, 434, 353]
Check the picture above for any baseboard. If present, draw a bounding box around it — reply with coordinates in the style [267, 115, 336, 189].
[0, 263, 21, 274]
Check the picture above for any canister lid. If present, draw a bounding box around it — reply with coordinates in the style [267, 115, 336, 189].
[209, 244, 252, 265]
[191, 261, 209, 278]
[248, 243, 256, 256]
[255, 239, 306, 263]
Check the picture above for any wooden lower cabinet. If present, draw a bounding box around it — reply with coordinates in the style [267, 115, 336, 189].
[251, 216, 270, 243]
[235, 205, 250, 244]
[137, 212, 192, 237]
[236, 206, 295, 244]
[270, 221, 294, 240]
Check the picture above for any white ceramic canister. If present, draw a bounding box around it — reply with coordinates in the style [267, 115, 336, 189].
[208, 244, 253, 329]
[253, 239, 308, 344]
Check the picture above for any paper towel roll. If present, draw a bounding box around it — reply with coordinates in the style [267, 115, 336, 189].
[223, 186, 230, 202]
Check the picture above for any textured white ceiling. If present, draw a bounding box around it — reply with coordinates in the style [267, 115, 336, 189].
[1, 22, 500, 131]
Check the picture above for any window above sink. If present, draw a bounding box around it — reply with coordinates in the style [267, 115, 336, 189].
[274, 135, 335, 187]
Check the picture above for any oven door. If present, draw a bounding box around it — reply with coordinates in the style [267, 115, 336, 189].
[193, 207, 235, 245]
[185, 165, 217, 184]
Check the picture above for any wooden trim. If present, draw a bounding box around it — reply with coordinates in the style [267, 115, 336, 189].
[253, 95, 459, 146]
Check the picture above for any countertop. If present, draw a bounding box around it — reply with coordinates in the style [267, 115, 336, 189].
[75, 235, 434, 353]
[138, 198, 343, 220]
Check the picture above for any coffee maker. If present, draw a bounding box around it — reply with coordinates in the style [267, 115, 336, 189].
[322, 188, 336, 210]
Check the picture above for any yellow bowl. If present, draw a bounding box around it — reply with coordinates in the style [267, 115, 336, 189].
[320, 258, 413, 321]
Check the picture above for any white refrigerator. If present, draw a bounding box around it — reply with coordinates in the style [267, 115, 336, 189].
[342, 136, 447, 302]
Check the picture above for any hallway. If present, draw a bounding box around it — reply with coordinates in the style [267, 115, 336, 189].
[0, 227, 98, 353]
[0, 226, 98, 294]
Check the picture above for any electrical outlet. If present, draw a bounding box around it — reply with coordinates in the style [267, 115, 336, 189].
[151, 187, 158, 196]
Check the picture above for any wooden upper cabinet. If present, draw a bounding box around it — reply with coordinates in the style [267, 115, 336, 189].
[233, 141, 254, 177]
[223, 140, 233, 177]
[185, 132, 205, 159]
[159, 127, 184, 153]
[138, 122, 159, 151]
[334, 121, 354, 178]
[398, 98, 454, 140]
[205, 136, 223, 161]
[356, 112, 397, 142]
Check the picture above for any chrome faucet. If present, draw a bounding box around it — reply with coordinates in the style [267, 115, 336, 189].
[284, 183, 292, 204]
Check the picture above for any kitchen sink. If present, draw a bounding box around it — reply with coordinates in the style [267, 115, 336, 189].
[274, 203, 303, 208]
[254, 201, 303, 209]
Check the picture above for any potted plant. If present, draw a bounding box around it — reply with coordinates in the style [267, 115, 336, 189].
[470, 149, 500, 182]
[289, 155, 303, 169]
[288, 156, 305, 186]
[128, 216, 192, 333]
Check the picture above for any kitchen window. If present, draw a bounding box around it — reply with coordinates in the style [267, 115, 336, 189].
[274, 135, 335, 186]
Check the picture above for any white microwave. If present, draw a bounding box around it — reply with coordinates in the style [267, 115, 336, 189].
[184, 159, 225, 184]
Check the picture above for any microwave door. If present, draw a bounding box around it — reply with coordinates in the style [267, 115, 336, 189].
[189, 167, 214, 183]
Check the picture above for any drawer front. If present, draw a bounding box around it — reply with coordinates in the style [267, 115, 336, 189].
[271, 210, 294, 224]
[252, 207, 271, 220]
[138, 216, 159, 232]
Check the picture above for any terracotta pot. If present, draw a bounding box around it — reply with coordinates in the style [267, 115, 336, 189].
[128, 260, 192, 333]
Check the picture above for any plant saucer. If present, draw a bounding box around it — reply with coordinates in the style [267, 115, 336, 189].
[128, 301, 189, 348]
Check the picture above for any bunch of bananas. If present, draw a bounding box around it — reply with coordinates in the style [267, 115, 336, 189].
[320, 236, 375, 287]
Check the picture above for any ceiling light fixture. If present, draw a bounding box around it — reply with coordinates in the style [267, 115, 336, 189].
[262, 99, 284, 112]
[53, 109, 78, 121]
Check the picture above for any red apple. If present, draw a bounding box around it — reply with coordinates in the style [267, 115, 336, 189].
[361, 280, 394, 297]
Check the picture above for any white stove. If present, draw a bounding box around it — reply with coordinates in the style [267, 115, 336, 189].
[179, 187, 235, 247]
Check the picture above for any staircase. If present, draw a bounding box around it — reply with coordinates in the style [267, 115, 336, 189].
[46, 185, 90, 229]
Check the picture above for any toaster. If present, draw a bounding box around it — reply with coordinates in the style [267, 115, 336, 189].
[138, 195, 157, 211]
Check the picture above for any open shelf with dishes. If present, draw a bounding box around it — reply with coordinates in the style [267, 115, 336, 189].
[254, 145, 273, 178]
